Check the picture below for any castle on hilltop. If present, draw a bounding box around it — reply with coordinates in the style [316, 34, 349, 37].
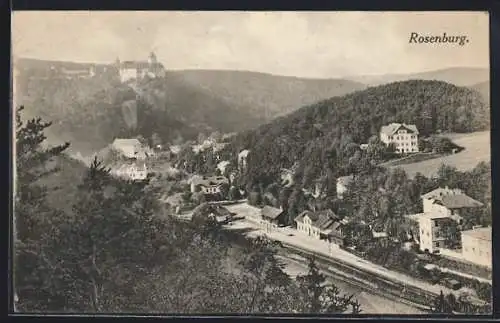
[114, 52, 166, 83]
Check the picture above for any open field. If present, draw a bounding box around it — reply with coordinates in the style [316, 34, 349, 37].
[392, 131, 490, 178]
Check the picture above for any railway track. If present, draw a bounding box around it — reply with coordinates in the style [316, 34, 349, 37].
[171, 214, 433, 311]
[280, 242, 433, 312]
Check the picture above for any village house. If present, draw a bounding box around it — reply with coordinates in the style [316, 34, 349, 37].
[461, 226, 491, 268]
[302, 179, 323, 199]
[188, 175, 204, 193]
[111, 163, 148, 181]
[60, 66, 94, 79]
[192, 203, 233, 225]
[294, 209, 339, 240]
[359, 143, 369, 150]
[380, 123, 419, 154]
[115, 52, 166, 84]
[169, 145, 182, 155]
[336, 175, 354, 199]
[238, 149, 250, 171]
[421, 187, 483, 223]
[260, 206, 286, 231]
[370, 224, 389, 240]
[405, 187, 483, 253]
[281, 168, 295, 187]
[217, 160, 231, 175]
[409, 212, 453, 253]
[207, 205, 233, 224]
[327, 222, 346, 247]
[112, 138, 153, 160]
[189, 175, 229, 199]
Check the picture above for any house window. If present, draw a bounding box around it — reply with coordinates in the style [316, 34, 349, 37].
[434, 241, 440, 248]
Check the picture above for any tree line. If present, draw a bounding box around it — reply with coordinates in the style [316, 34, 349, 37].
[13, 106, 362, 314]
[221, 79, 488, 198]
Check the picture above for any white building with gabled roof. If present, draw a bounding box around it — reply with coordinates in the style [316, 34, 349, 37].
[238, 149, 250, 171]
[461, 227, 491, 268]
[421, 186, 483, 222]
[112, 138, 154, 160]
[380, 123, 419, 154]
[112, 163, 148, 181]
[405, 186, 484, 254]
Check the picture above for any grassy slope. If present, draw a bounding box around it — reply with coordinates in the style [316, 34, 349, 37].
[391, 131, 490, 178]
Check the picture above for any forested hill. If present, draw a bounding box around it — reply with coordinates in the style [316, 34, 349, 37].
[165, 70, 366, 119]
[348, 67, 489, 87]
[470, 81, 490, 105]
[225, 80, 490, 188]
[14, 58, 365, 157]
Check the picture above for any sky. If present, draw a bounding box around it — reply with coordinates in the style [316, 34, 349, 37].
[12, 11, 489, 78]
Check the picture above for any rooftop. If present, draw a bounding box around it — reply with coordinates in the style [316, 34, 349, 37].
[380, 123, 419, 136]
[462, 227, 491, 242]
[337, 175, 354, 186]
[192, 175, 229, 187]
[422, 187, 464, 200]
[113, 138, 142, 148]
[261, 206, 283, 220]
[295, 209, 339, 231]
[238, 149, 250, 158]
[440, 194, 484, 209]
[422, 187, 483, 209]
[405, 212, 452, 221]
[120, 60, 165, 70]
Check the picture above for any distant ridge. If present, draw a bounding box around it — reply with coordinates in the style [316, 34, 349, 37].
[347, 67, 489, 87]
[14, 58, 366, 156]
[226, 79, 490, 189]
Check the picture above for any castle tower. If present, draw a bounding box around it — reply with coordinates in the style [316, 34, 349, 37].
[148, 52, 157, 65]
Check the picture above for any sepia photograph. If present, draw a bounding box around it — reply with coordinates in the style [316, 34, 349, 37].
[11, 11, 491, 315]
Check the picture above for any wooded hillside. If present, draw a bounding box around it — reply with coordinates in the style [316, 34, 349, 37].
[223, 80, 489, 191]
[14, 59, 365, 156]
